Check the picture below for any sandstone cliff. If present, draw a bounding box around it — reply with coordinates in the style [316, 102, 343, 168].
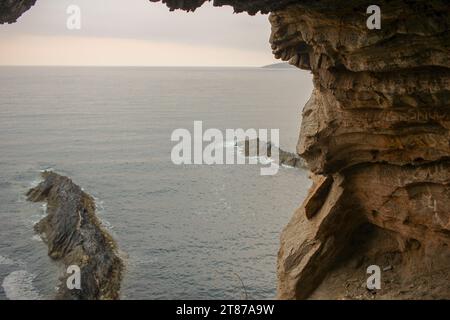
[268, 0, 450, 300]
[27, 172, 123, 300]
[2, 0, 449, 299]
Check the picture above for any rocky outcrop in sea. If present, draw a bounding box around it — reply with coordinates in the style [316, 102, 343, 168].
[27, 172, 123, 300]
[238, 138, 307, 169]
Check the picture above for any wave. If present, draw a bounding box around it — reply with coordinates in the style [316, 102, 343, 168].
[31, 234, 43, 242]
[92, 196, 114, 230]
[29, 203, 48, 225]
[28, 168, 54, 188]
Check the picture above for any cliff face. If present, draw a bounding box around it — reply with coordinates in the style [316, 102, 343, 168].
[270, 1, 450, 299]
[27, 172, 123, 300]
[2, 0, 449, 299]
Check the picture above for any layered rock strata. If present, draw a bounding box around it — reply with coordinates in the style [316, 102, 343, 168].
[269, 1, 450, 300]
[27, 172, 123, 300]
[2, 0, 449, 299]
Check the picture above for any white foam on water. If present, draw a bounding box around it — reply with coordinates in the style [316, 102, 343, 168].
[28, 179, 42, 188]
[2, 270, 43, 300]
[29, 203, 48, 224]
[94, 197, 105, 214]
[228, 144, 277, 168]
[100, 218, 114, 230]
[31, 235, 43, 242]
[92, 197, 114, 230]
[224, 140, 237, 149]
[213, 139, 237, 150]
[0, 255, 16, 266]
[29, 170, 50, 188]
[248, 155, 274, 165]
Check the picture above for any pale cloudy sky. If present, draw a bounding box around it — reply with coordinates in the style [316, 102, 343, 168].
[0, 0, 278, 66]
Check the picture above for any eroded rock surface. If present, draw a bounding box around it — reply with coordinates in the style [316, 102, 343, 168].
[270, 1, 450, 300]
[3, 0, 450, 299]
[27, 172, 123, 300]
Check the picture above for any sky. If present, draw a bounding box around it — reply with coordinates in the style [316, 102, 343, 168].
[0, 0, 278, 66]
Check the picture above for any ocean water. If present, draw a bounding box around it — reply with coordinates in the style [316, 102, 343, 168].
[0, 66, 313, 300]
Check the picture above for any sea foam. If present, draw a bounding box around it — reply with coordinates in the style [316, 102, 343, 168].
[2, 270, 43, 300]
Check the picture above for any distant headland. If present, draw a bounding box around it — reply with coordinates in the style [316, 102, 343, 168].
[261, 62, 295, 69]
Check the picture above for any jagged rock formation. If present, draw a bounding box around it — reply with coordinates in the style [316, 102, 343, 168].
[2, 0, 450, 299]
[27, 172, 123, 300]
[149, 0, 297, 15]
[0, 0, 36, 23]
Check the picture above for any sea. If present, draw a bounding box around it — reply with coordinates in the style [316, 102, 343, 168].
[0, 66, 313, 299]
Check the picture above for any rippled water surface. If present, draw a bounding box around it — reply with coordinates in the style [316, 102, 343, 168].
[0, 67, 313, 299]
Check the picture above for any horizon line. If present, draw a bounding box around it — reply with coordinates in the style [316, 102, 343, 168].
[0, 64, 276, 68]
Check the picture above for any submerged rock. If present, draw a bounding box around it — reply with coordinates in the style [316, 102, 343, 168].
[27, 172, 123, 300]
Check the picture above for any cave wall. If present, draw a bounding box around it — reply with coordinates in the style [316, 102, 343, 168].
[1, 0, 449, 299]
